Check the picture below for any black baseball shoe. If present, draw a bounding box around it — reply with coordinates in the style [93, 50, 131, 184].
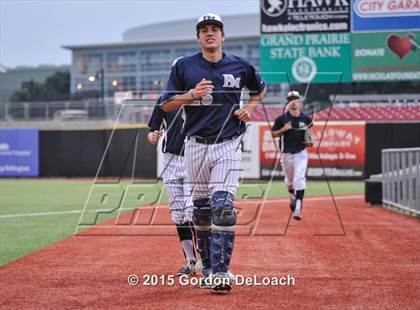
[176, 260, 195, 276]
[289, 194, 296, 212]
[211, 273, 232, 294]
[199, 274, 213, 289]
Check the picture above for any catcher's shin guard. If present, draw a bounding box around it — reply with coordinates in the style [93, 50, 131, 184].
[210, 191, 236, 274]
[193, 198, 212, 276]
[210, 230, 235, 274]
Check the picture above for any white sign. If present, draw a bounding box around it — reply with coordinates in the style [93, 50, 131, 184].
[355, 0, 420, 17]
[156, 124, 261, 179]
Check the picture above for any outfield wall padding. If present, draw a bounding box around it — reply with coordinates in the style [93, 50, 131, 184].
[37, 122, 420, 179]
[40, 128, 156, 178]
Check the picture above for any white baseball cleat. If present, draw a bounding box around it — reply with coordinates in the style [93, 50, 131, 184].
[293, 206, 302, 221]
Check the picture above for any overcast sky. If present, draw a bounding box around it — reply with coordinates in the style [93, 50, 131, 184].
[0, 0, 259, 68]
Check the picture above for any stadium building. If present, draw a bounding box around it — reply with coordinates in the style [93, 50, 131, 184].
[63, 14, 283, 99]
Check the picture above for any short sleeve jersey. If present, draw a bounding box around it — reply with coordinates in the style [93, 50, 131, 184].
[272, 112, 313, 154]
[148, 97, 186, 155]
[161, 52, 266, 139]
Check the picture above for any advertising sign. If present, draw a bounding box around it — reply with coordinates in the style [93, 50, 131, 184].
[239, 123, 261, 179]
[259, 122, 365, 178]
[352, 31, 420, 81]
[352, 0, 420, 32]
[307, 122, 366, 177]
[259, 124, 281, 178]
[261, 0, 350, 33]
[0, 128, 39, 177]
[260, 32, 352, 83]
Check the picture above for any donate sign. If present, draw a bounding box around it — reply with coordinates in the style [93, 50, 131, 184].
[0, 128, 39, 176]
[352, 30, 420, 81]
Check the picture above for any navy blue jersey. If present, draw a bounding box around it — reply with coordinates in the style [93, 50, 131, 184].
[161, 52, 266, 139]
[272, 112, 313, 154]
[148, 97, 186, 155]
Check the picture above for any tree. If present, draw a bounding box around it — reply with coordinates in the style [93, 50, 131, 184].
[9, 90, 29, 102]
[44, 71, 70, 100]
[9, 71, 70, 102]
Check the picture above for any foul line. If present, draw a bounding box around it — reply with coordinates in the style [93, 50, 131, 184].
[0, 194, 363, 219]
[0, 207, 136, 219]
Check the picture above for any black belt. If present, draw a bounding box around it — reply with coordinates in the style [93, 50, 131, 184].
[191, 135, 240, 145]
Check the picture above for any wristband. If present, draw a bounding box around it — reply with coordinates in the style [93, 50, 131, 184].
[189, 89, 197, 100]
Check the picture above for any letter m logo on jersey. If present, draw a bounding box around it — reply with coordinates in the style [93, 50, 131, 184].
[223, 74, 241, 88]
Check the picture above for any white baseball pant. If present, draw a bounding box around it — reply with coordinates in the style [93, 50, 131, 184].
[162, 152, 193, 224]
[281, 149, 308, 191]
[185, 137, 242, 199]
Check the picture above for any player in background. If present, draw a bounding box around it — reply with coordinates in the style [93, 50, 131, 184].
[271, 91, 313, 220]
[160, 13, 266, 292]
[147, 96, 196, 276]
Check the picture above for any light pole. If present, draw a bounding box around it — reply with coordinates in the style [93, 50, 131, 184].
[99, 68, 104, 104]
[88, 68, 104, 103]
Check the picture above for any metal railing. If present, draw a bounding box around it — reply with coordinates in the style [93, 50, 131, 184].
[0, 100, 159, 124]
[0, 97, 324, 124]
[382, 148, 420, 216]
[2, 98, 415, 126]
[0, 100, 116, 121]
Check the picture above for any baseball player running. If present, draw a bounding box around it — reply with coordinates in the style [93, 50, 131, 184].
[271, 91, 313, 220]
[148, 96, 196, 276]
[160, 13, 266, 292]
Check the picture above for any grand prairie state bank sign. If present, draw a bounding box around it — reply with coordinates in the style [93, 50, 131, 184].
[352, 0, 420, 31]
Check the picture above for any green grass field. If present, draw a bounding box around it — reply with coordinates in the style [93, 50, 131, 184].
[0, 179, 363, 265]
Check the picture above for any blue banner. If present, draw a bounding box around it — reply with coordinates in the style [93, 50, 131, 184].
[0, 128, 39, 177]
[352, 0, 420, 32]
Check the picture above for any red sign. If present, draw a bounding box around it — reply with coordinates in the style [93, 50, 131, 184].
[308, 122, 365, 168]
[259, 122, 366, 178]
